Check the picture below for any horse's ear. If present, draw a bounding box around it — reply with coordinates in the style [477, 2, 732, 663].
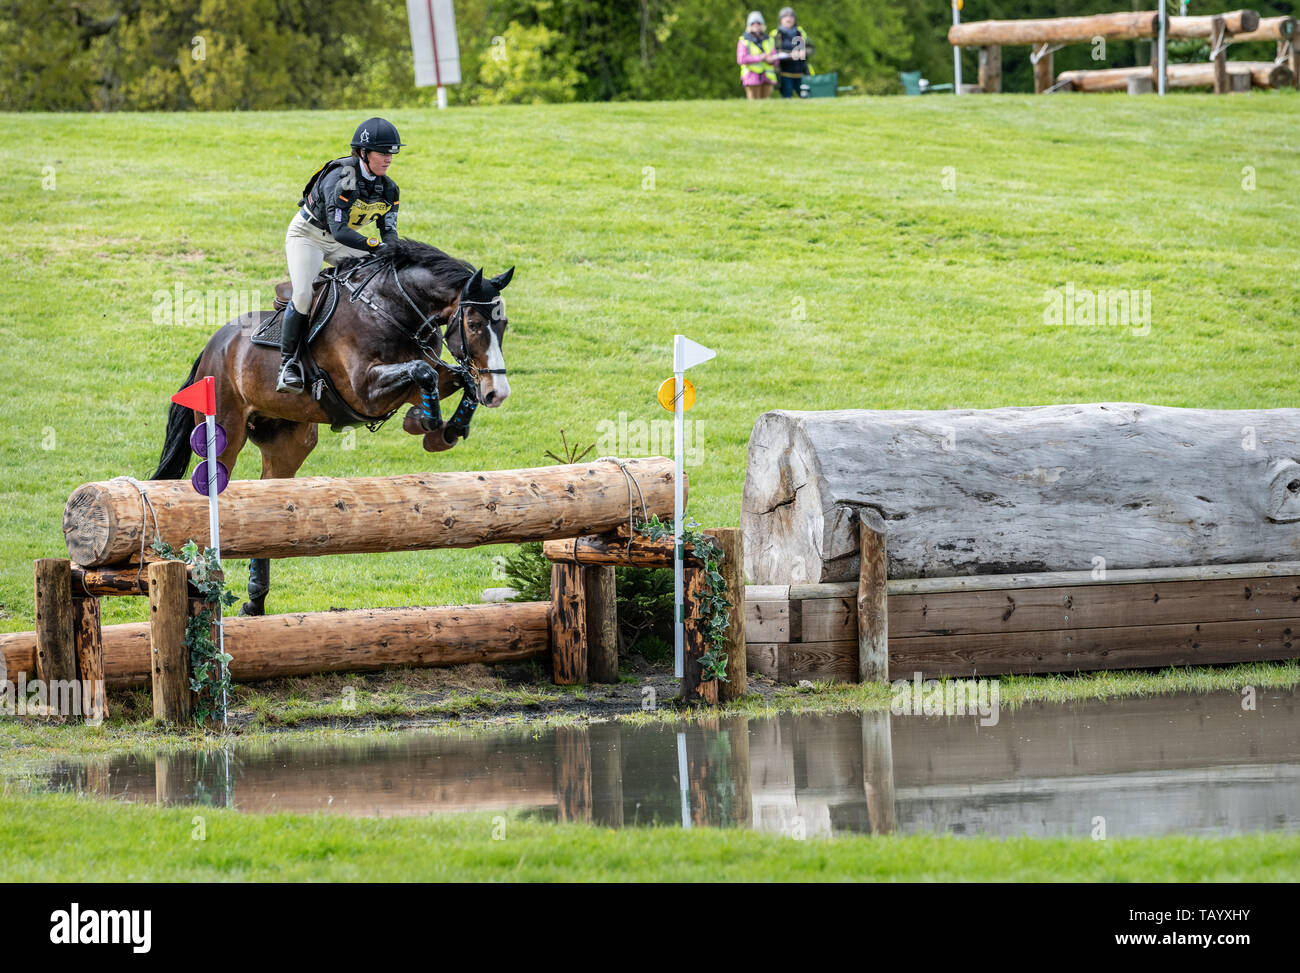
[489, 266, 515, 291]
[465, 267, 483, 295]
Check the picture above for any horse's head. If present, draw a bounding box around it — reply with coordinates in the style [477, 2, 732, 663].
[448, 266, 513, 408]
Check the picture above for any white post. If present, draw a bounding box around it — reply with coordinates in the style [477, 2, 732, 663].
[436, 85, 447, 109]
[953, 2, 962, 95]
[673, 365, 685, 680]
[203, 412, 227, 727]
[1157, 0, 1168, 96]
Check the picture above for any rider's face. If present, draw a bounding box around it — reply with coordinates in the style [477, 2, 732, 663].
[364, 151, 393, 176]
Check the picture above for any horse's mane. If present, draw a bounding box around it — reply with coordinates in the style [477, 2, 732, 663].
[336, 238, 475, 291]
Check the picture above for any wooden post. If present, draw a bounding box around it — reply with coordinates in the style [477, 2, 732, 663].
[1211, 16, 1228, 94]
[705, 528, 747, 702]
[1033, 44, 1054, 93]
[34, 559, 76, 688]
[857, 518, 888, 682]
[549, 563, 588, 685]
[148, 560, 192, 723]
[978, 45, 1002, 92]
[584, 565, 618, 684]
[73, 597, 107, 722]
[681, 566, 719, 704]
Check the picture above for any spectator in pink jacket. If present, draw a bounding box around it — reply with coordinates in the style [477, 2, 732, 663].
[737, 11, 779, 100]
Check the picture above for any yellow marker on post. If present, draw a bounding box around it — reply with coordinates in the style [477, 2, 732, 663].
[657, 377, 696, 413]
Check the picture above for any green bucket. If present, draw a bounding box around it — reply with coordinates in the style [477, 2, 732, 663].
[800, 72, 838, 98]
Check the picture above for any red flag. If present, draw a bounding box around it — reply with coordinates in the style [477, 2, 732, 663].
[172, 376, 216, 416]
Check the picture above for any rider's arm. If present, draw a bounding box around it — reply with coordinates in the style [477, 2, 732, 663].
[319, 167, 386, 252]
[380, 183, 399, 242]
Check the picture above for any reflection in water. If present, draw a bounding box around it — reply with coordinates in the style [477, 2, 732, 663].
[41, 690, 1300, 838]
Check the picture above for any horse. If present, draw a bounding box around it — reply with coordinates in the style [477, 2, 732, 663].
[149, 238, 514, 616]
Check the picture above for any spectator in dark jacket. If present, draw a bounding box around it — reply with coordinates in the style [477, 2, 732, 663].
[771, 6, 815, 99]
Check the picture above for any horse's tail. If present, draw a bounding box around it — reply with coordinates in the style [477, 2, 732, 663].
[150, 352, 203, 480]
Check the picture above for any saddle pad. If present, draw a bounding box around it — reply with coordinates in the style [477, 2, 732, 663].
[249, 281, 339, 349]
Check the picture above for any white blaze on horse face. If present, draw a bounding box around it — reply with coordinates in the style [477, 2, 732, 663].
[482, 326, 510, 406]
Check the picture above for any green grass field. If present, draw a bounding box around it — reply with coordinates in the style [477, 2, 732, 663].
[3, 93, 1298, 629]
[3, 95, 1299, 881]
[3, 791, 1297, 882]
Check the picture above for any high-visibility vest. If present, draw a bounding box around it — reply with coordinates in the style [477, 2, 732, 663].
[739, 34, 777, 84]
[770, 25, 815, 75]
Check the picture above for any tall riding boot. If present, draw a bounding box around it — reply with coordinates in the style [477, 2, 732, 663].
[276, 305, 307, 393]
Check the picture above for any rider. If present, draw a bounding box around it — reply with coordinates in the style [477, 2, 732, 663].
[278, 117, 404, 393]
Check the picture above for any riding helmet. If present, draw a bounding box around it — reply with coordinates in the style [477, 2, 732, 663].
[351, 117, 405, 154]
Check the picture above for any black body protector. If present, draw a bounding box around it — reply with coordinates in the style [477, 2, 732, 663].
[301, 156, 400, 252]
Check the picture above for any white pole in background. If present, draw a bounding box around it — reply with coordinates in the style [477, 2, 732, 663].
[1157, 0, 1168, 96]
[204, 412, 227, 727]
[953, 0, 963, 95]
[673, 365, 685, 679]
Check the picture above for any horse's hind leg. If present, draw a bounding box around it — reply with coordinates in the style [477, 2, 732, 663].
[239, 418, 319, 616]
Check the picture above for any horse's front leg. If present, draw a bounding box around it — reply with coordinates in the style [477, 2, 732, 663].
[361, 360, 460, 452]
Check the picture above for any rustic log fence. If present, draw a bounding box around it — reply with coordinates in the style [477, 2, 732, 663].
[2, 458, 746, 722]
[946, 9, 1296, 93]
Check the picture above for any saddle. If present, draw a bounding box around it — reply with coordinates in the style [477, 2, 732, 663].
[248, 277, 340, 350]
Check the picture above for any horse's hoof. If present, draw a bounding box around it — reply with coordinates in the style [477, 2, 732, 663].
[402, 407, 424, 436]
[422, 429, 457, 452]
[239, 601, 264, 617]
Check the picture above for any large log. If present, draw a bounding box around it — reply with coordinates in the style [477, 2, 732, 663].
[741, 404, 1300, 585]
[1169, 10, 1261, 37]
[148, 560, 192, 723]
[0, 603, 550, 687]
[33, 559, 76, 685]
[64, 458, 681, 568]
[949, 12, 1160, 46]
[1231, 15, 1297, 42]
[1059, 60, 1292, 90]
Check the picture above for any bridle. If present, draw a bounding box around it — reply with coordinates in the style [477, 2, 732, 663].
[325, 252, 508, 438]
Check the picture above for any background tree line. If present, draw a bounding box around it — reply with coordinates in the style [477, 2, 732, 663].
[2, 0, 1294, 110]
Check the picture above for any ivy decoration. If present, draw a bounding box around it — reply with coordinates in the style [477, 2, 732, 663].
[634, 515, 731, 683]
[151, 539, 238, 726]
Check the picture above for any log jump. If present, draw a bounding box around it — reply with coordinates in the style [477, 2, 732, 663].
[741, 403, 1300, 683]
[945, 9, 1288, 94]
[3, 457, 748, 721]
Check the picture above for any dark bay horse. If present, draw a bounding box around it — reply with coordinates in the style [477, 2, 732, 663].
[150, 238, 514, 615]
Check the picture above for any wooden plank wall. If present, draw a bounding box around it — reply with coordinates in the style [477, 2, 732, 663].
[746, 571, 1300, 682]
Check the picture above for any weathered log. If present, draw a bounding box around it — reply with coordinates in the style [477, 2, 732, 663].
[1230, 15, 1296, 42]
[742, 404, 1300, 585]
[73, 597, 107, 722]
[949, 12, 1160, 46]
[70, 564, 192, 597]
[978, 45, 1002, 93]
[681, 567, 718, 704]
[1059, 60, 1291, 90]
[1033, 45, 1054, 93]
[857, 522, 888, 683]
[1212, 17, 1230, 94]
[148, 560, 192, 723]
[34, 559, 76, 685]
[544, 533, 677, 567]
[1169, 10, 1261, 37]
[707, 528, 747, 701]
[549, 563, 587, 685]
[64, 458, 681, 568]
[584, 565, 618, 684]
[0, 603, 550, 688]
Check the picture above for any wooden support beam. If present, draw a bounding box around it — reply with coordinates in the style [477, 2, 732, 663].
[549, 563, 588, 685]
[857, 521, 888, 683]
[1169, 10, 1261, 37]
[950, 12, 1161, 46]
[148, 560, 192, 724]
[1230, 15, 1296, 42]
[1033, 45, 1054, 93]
[73, 597, 107, 723]
[543, 533, 675, 567]
[584, 565, 618, 684]
[1212, 16, 1230, 93]
[706, 528, 747, 701]
[681, 567, 718, 704]
[978, 45, 1002, 92]
[33, 559, 76, 687]
[1059, 60, 1292, 90]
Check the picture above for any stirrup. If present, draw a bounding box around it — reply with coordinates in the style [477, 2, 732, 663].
[276, 358, 305, 393]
